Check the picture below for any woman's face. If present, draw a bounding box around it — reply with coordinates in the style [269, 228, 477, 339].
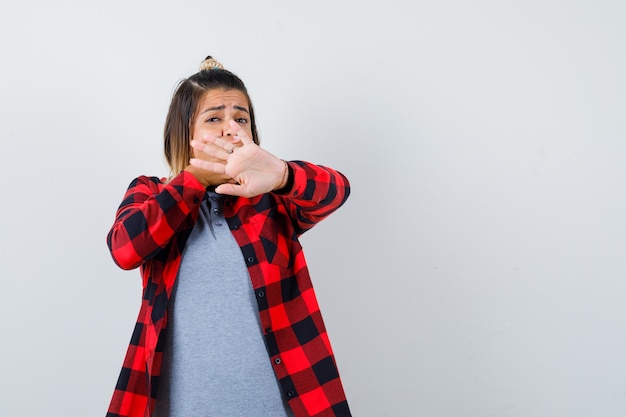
[191, 88, 253, 155]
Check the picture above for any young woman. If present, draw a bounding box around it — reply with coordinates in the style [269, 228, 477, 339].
[106, 56, 352, 417]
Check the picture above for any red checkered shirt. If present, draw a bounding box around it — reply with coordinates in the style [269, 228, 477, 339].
[105, 160, 352, 417]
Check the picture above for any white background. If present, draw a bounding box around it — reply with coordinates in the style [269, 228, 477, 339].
[1, 1, 626, 416]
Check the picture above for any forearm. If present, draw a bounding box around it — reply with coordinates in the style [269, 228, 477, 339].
[278, 161, 350, 235]
[107, 172, 205, 269]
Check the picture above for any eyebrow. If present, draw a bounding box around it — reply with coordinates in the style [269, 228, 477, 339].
[200, 104, 249, 114]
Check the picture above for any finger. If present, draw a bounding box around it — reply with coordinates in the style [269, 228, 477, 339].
[196, 133, 222, 144]
[211, 137, 243, 156]
[190, 139, 230, 160]
[234, 131, 254, 146]
[230, 120, 254, 145]
[212, 136, 236, 149]
[191, 136, 222, 150]
[214, 183, 249, 197]
[235, 133, 254, 146]
[229, 120, 242, 136]
[189, 158, 227, 174]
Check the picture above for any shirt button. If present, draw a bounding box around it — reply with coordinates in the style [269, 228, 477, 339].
[247, 256, 255, 263]
[193, 197, 200, 204]
[232, 225, 240, 230]
[287, 391, 295, 397]
[213, 208, 220, 215]
[265, 327, 272, 333]
[293, 190, 299, 196]
[257, 291, 265, 298]
[274, 357, 281, 365]
[215, 222, 222, 226]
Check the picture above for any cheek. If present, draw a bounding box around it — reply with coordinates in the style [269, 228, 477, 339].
[191, 123, 204, 139]
[189, 127, 199, 157]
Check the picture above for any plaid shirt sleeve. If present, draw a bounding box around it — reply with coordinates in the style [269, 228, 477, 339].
[277, 160, 351, 236]
[106, 172, 206, 270]
[106, 171, 207, 417]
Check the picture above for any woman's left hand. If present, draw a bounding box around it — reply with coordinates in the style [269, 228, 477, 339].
[190, 120, 288, 198]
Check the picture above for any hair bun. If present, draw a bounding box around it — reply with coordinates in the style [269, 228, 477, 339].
[199, 55, 224, 71]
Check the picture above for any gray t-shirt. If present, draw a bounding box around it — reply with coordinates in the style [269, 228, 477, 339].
[153, 191, 294, 417]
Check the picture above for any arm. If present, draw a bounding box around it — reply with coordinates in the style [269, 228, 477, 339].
[188, 121, 350, 235]
[106, 172, 206, 270]
[276, 160, 350, 236]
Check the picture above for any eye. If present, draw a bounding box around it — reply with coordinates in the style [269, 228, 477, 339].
[235, 118, 248, 124]
[205, 117, 220, 123]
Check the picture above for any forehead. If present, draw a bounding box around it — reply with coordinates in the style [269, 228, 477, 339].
[201, 88, 249, 107]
